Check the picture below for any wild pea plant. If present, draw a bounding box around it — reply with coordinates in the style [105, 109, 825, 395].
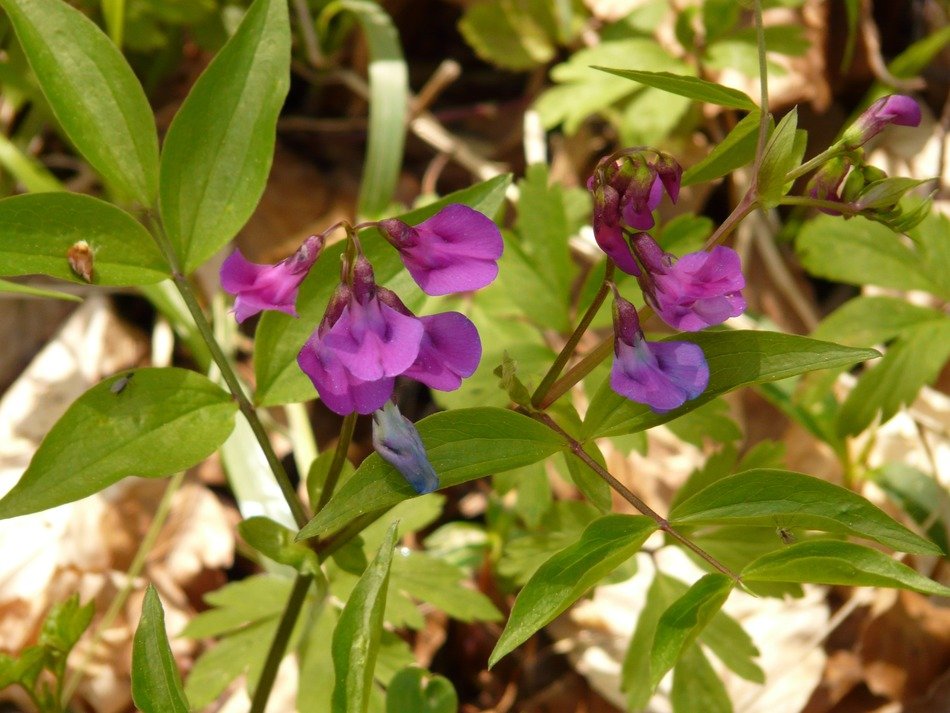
[0, 0, 946, 711]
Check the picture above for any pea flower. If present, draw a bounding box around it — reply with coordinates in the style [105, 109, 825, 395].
[372, 401, 439, 494]
[609, 290, 709, 413]
[587, 150, 682, 275]
[630, 234, 745, 332]
[220, 235, 323, 323]
[841, 94, 921, 149]
[297, 255, 482, 415]
[378, 204, 503, 296]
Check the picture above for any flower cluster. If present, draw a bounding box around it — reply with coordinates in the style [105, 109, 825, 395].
[808, 95, 928, 231]
[588, 149, 746, 413]
[220, 204, 503, 416]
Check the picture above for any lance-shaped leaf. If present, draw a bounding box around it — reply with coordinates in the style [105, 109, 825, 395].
[650, 574, 733, 689]
[742, 541, 950, 596]
[159, 0, 290, 271]
[0, 0, 159, 204]
[669, 468, 941, 555]
[253, 174, 512, 407]
[0, 193, 168, 286]
[298, 408, 563, 540]
[583, 331, 879, 439]
[131, 586, 189, 713]
[489, 515, 656, 668]
[682, 111, 762, 187]
[332, 522, 398, 713]
[0, 368, 237, 518]
[592, 67, 757, 110]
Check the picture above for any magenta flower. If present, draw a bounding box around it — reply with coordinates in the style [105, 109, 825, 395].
[630, 234, 745, 332]
[378, 204, 503, 296]
[609, 293, 709, 413]
[842, 94, 921, 149]
[372, 401, 439, 494]
[297, 257, 423, 415]
[587, 150, 681, 274]
[403, 312, 481, 391]
[220, 235, 323, 323]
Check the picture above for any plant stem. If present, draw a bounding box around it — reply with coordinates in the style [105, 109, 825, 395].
[316, 412, 358, 511]
[146, 216, 310, 529]
[532, 263, 615, 407]
[534, 412, 740, 582]
[751, 0, 770, 180]
[784, 147, 845, 183]
[61, 472, 186, 704]
[778, 195, 859, 215]
[248, 573, 314, 713]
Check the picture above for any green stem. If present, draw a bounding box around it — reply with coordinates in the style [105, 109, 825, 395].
[751, 0, 770, 180]
[532, 263, 615, 407]
[539, 334, 613, 410]
[534, 412, 740, 582]
[778, 195, 860, 214]
[248, 573, 314, 713]
[61, 472, 186, 704]
[146, 216, 310, 529]
[784, 146, 846, 183]
[316, 412, 358, 511]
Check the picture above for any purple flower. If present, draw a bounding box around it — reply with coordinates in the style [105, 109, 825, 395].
[220, 235, 323, 323]
[609, 293, 709, 413]
[842, 94, 921, 149]
[297, 257, 422, 415]
[630, 234, 745, 332]
[378, 204, 503, 296]
[587, 150, 681, 274]
[372, 401, 439, 494]
[403, 312, 481, 391]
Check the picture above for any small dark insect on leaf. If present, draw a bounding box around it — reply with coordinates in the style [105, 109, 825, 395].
[776, 527, 796, 545]
[67, 240, 94, 283]
[110, 372, 134, 394]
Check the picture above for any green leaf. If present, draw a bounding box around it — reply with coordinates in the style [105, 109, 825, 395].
[583, 331, 879, 438]
[592, 67, 756, 110]
[238, 516, 321, 573]
[0, 277, 80, 302]
[650, 574, 733, 689]
[0, 193, 168, 286]
[298, 408, 563, 539]
[812, 296, 944, 347]
[332, 522, 398, 713]
[666, 399, 742, 447]
[159, 0, 290, 271]
[131, 586, 189, 713]
[254, 174, 512, 407]
[757, 108, 802, 207]
[838, 320, 950, 436]
[386, 667, 458, 713]
[40, 593, 95, 655]
[181, 575, 293, 639]
[0, 647, 46, 691]
[0, 132, 64, 193]
[671, 644, 732, 713]
[682, 111, 761, 187]
[796, 215, 944, 296]
[458, 0, 558, 71]
[0, 0, 159, 204]
[322, 1, 407, 218]
[742, 541, 950, 596]
[390, 551, 501, 623]
[869, 463, 950, 555]
[669, 468, 940, 555]
[0, 368, 237, 519]
[489, 515, 656, 667]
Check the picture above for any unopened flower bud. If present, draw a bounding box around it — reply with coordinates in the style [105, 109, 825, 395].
[372, 401, 439, 494]
[841, 94, 921, 149]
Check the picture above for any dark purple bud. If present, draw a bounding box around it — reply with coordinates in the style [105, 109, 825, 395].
[653, 153, 682, 203]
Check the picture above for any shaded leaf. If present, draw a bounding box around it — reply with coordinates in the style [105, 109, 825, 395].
[131, 586, 189, 713]
[593, 67, 756, 110]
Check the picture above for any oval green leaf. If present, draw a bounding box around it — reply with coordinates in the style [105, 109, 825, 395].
[0, 0, 159, 204]
[742, 541, 950, 597]
[650, 573, 733, 689]
[159, 0, 290, 272]
[0, 368, 238, 519]
[332, 522, 398, 713]
[298, 408, 563, 540]
[385, 667, 458, 713]
[132, 586, 189, 713]
[682, 111, 761, 187]
[489, 515, 656, 668]
[0, 193, 168, 286]
[253, 174, 512, 407]
[669, 468, 940, 555]
[592, 67, 757, 110]
[583, 331, 879, 439]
